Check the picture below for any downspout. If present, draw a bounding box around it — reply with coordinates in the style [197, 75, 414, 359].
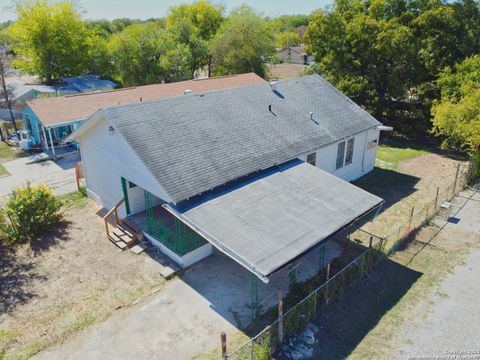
[42, 125, 49, 151]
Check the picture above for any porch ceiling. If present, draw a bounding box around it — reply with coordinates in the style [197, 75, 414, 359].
[165, 160, 383, 283]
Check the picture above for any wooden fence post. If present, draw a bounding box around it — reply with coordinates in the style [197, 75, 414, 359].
[434, 186, 440, 210]
[278, 288, 284, 343]
[408, 206, 415, 231]
[221, 332, 227, 359]
[369, 236, 373, 248]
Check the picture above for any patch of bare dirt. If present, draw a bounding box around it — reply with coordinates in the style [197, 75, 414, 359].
[363, 153, 469, 238]
[268, 64, 307, 80]
[0, 200, 165, 359]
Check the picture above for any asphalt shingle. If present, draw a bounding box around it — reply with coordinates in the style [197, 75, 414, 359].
[102, 75, 381, 204]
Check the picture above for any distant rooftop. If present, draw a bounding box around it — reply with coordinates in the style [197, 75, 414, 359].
[9, 75, 116, 101]
[26, 73, 266, 126]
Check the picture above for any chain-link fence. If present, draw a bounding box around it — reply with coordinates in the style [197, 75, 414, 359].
[222, 165, 472, 360]
[382, 167, 470, 255]
[225, 239, 385, 360]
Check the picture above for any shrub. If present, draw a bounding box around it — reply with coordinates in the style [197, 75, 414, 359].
[0, 183, 63, 244]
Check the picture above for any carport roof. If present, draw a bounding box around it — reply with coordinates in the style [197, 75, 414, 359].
[165, 160, 383, 283]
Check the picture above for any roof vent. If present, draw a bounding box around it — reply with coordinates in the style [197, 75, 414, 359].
[270, 81, 278, 91]
[309, 112, 319, 125]
[184, 89, 193, 95]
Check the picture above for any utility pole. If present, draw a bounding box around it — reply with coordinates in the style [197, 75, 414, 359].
[0, 40, 19, 136]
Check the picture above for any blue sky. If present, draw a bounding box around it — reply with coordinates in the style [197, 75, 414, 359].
[0, 0, 331, 22]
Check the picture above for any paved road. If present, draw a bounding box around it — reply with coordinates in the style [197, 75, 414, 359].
[0, 153, 78, 199]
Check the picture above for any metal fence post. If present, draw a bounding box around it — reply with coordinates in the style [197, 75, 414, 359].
[453, 163, 460, 195]
[278, 288, 284, 343]
[221, 332, 227, 359]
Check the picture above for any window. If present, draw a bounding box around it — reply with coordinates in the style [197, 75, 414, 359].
[367, 139, 378, 149]
[336, 141, 345, 170]
[306, 152, 316, 166]
[345, 138, 355, 165]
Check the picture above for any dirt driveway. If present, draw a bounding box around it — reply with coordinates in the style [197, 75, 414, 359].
[0, 153, 78, 199]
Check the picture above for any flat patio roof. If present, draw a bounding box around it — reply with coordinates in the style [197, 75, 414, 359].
[165, 160, 383, 283]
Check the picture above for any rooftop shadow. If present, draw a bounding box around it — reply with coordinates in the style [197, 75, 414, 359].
[354, 167, 421, 211]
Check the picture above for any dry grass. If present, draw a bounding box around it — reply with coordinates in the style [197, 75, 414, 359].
[356, 140, 469, 238]
[0, 199, 166, 360]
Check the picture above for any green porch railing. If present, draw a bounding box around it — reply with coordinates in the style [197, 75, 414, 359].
[144, 190, 206, 256]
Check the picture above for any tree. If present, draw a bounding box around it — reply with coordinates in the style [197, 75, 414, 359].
[107, 23, 165, 86]
[0, 36, 19, 137]
[6, 0, 91, 85]
[210, 5, 274, 78]
[276, 32, 301, 50]
[304, 0, 480, 135]
[166, 1, 224, 77]
[431, 55, 480, 176]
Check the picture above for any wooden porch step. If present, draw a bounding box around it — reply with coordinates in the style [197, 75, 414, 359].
[108, 232, 128, 250]
[121, 218, 142, 234]
[112, 228, 137, 247]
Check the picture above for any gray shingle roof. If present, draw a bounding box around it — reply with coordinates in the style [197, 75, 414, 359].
[102, 75, 381, 204]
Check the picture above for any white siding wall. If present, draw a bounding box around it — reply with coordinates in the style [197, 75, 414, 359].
[79, 116, 171, 218]
[299, 128, 380, 181]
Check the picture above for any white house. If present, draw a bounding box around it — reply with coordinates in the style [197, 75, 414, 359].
[70, 75, 386, 283]
[277, 46, 315, 65]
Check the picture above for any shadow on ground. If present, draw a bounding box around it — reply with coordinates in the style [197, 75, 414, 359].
[274, 258, 422, 360]
[354, 167, 420, 210]
[0, 221, 71, 314]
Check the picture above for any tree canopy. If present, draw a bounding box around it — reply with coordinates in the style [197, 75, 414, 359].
[305, 0, 480, 135]
[210, 5, 275, 78]
[6, 0, 91, 85]
[431, 55, 480, 174]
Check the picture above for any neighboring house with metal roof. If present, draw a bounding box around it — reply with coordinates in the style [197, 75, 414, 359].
[19, 73, 263, 154]
[70, 74, 388, 278]
[277, 46, 315, 65]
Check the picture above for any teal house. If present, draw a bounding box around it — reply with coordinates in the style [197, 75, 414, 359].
[18, 76, 116, 154]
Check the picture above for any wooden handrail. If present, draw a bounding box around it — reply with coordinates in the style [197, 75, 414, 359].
[104, 198, 125, 237]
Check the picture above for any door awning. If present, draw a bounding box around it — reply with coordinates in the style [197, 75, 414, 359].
[164, 160, 383, 283]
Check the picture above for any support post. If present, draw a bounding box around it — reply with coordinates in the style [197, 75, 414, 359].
[434, 186, 439, 210]
[42, 125, 49, 151]
[250, 272, 258, 321]
[278, 288, 284, 343]
[48, 127, 56, 155]
[369, 236, 373, 248]
[453, 163, 460, 195]
[221, 332, 227, 359]
[318, 244, 325, 273]
[325, 262, 331, 304]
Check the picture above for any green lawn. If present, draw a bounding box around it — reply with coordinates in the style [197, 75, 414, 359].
[376, 142, 428, 170]
[0, 141, 16, 162]
[59, 187, 89, 209]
